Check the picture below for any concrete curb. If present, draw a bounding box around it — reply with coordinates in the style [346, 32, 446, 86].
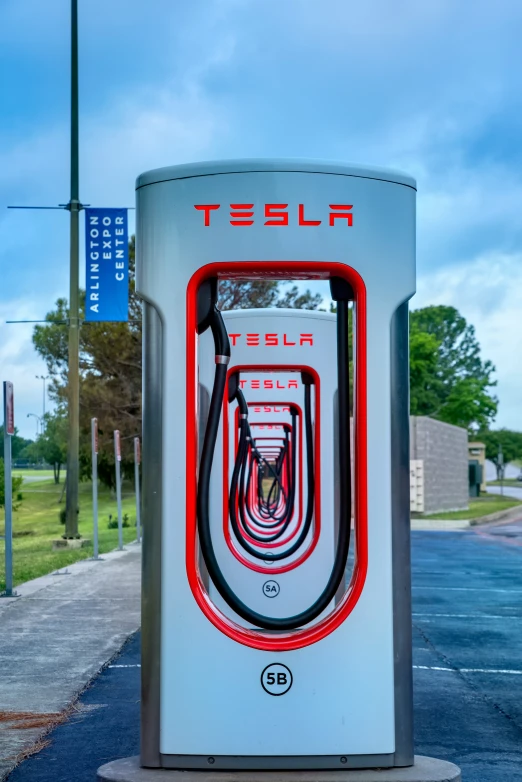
[469, 504, 522, 527]
[97, 756, 461, 782]
[411, 502, 522, 531]
[411, 520, 470, 531]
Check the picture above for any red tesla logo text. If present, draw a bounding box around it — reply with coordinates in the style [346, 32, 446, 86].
[194, 203, 353, 227]
[252, 407, 291, 413]
[229, 333, 313, 347]
[240, 379, 299, 390]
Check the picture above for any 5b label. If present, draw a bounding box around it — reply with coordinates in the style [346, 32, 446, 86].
[261, 663, 293, 696]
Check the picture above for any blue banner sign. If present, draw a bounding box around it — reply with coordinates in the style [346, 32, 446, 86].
[85, 208, 128, 321]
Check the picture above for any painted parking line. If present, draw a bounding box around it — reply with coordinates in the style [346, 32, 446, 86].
[108, 664, 142, 668]
[414, 665, 522, 675]
[413, 613, 521, 620]
[412, 586, 522, 593]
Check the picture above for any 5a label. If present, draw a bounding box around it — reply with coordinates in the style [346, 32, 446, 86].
[261, 663, 293, 696]
[263, 580, 280, 598]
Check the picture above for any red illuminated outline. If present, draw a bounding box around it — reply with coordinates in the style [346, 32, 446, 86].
[186, 261, 368, 651]
[227, 386, 311, 559]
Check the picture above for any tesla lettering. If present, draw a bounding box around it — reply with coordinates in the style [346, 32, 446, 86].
[194, 203, 353, 227]
[228, 333, 313, 347]
[239, 379, 299, 390]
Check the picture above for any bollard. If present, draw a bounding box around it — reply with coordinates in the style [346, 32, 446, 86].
[114, 430, 124, 551]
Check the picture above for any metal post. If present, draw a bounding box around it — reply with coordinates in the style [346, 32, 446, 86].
[499, 445, 504, 496]
[91, 418, 100, 560]
[2, 382, 16, 597]
[27, 413, 41, 437]
[134, 437, 141, 544]
[114, 430, 123, 551]
[65, 0, 81, 539]
[36, 376, 49, 423]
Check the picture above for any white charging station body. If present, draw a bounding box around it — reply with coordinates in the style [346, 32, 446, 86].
[137, 159, 416, 770]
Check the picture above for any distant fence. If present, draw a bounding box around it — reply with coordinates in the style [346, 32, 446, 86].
[12, 461, 55, 470]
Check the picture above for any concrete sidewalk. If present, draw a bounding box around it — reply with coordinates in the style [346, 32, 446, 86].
[0, 543, 141, 781]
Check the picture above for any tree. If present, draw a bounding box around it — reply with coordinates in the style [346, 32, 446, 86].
[476, 429, 522, 479]
[0, 427, 34, 461]
[409, 305, 497, 431]
[33, 240, 323, 488]
[217, 280, 323, 311]
[409, 327, 440, 416]
[33, 237, 142, 489]
[218, 280, 280, 310]
[26, 411, 68, 484]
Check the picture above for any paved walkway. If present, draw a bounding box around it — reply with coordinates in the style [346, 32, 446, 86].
[0, 544, 141, 781]
[487, 484, 522, 501]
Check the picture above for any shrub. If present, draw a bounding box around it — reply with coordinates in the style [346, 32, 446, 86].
[107, 513, 130, 529]
[0, 458, 23, 510]
[59, 507, 79, 525]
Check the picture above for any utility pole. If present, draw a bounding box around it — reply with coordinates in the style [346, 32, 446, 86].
[64, 0, 81, 539]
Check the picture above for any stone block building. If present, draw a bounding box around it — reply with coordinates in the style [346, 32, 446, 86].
[410, 416, 468, 514]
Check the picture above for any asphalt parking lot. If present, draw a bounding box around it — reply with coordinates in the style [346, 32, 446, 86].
[7, 522, 522, 782]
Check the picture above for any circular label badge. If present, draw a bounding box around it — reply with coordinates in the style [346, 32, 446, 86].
[262, 580, 280, 598]
[261, 663, 293, 696]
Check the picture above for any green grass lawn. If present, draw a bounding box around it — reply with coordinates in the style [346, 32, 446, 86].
[487, 479, 522, 487]
[0, 475, 138, 590]
[13, 469, 58, 479]
[425, 494, 522, 521]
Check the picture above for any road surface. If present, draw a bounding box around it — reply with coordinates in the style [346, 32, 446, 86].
[487, 484, 522, 501]
[6, 523, 522, 782]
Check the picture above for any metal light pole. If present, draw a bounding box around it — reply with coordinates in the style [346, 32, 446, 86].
[64, 0, 81, 539]
[36, 375, 49, 423]
[27, 413, 42, 438]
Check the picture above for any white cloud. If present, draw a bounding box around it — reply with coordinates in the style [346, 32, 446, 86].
[80, 83, 233, 210]
[0, 299, 56, 440]
[2, 0, 522, 437]
[414, 252, 522, 431]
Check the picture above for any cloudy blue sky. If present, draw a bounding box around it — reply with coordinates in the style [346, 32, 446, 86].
[1, 0, 522, 438]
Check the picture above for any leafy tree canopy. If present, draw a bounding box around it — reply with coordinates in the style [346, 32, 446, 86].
[0, 427, 34, 461]
[33, 245, 499, 481]
[23, 411, 68, 484]
[409, 305, 497, 431]
[475, 428, 522, 478]
[32, 240, 322, 487]
[33, 237, 141, 488]
[217, 280, 323, 311]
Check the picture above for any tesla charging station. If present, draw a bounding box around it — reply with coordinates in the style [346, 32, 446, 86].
[199, 310, 337, 622]
[136, 160, 416, 771]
